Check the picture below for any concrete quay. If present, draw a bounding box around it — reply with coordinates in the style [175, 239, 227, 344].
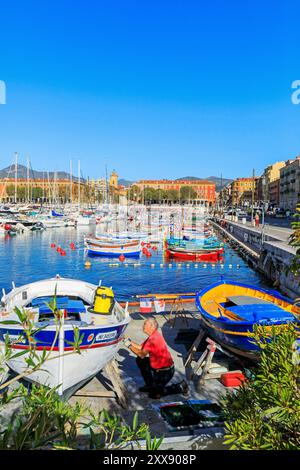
[210, 218, 300, 298]
[67, 308, 232, 449]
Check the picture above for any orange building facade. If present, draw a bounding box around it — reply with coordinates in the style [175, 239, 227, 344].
[0, 178, 85, 202]
[134, 179, 216, 205]
[229, 177, 259, 206]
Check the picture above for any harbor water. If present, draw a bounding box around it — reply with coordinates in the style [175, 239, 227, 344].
[0, 226, 268, 300]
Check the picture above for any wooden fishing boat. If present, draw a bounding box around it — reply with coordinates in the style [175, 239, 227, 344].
[0, 276, 130, 395]
[196, 279, 300, 360]
[167, 237, 221, 249]
[164, 239, 224, 261]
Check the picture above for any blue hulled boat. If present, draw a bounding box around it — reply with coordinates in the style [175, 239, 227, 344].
[196, 279, 300, 360]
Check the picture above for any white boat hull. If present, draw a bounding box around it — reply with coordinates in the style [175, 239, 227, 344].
[0, 276, 130, 395]
[7, 340, 123, 393]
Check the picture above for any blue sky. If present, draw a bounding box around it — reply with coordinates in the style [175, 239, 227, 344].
[0, 0, 299, 181]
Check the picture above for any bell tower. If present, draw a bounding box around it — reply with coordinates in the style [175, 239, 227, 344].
[110, 170, 118, 189]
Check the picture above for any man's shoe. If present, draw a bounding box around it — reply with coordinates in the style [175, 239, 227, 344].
[179, 380, 189, 397]
[138, 386, 151, 393]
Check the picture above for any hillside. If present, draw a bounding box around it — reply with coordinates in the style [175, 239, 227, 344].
[0, 164, 84, 182]
[175, 175, 233, 191]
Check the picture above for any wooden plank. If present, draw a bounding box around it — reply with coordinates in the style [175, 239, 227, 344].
[74, 390, 116, 398]
[188, 348, 208, 380]
[199, 346, 215, 385]
[192, 348, 209, 376]
[203, 373, 223, 380]
[184, 329, 206, 367]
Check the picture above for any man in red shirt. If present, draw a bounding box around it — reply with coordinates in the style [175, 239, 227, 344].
[124, 317, 188, 399]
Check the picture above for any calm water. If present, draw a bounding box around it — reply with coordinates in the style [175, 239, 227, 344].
[0, 226, 268, 301]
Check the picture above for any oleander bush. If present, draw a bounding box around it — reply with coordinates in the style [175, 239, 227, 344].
[223, 324, 300, 450]
[0, 304, 164, 450]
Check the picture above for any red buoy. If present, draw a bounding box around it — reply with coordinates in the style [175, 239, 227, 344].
[56, 246, 61, 253]
[4, 224, 11, 231]
[146, 251, 152, 257]
[61, 250, 66, 256]
[141, 242, 145, 246]
[51, 243, 56, 248]
[119, 254, 125, 262]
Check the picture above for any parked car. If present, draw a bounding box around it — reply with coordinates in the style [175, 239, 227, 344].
[275, 209, 286, 218]
[237, 211, 247, 217]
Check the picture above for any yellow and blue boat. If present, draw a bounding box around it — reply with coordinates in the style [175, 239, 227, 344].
[196, 279, 300, 360]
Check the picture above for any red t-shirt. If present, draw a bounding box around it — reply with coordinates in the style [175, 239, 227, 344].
[142, 330, 174, 369]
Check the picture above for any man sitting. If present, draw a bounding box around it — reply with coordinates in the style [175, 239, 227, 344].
[124, 317, 188, 399]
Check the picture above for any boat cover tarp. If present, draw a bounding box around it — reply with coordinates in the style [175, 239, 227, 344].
[32, 297, 86, 314]
[226, 303, 294, 322]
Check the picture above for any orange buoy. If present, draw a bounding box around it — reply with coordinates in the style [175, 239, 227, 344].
[119, 254, 125, 262]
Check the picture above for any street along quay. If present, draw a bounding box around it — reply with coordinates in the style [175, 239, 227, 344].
[210, 216, 300, 298]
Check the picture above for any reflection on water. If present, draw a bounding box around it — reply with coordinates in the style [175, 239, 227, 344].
[0, 226, 267, 301]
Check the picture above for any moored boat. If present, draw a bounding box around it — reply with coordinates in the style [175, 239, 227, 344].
[85, 237, 141, 257]
[0, 276, 130, 395]
[164, 238, 224, 261]
[196, 279, 300, 360]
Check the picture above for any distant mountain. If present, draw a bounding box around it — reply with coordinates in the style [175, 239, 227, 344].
[175, 176, 233, 192]
[118, 178, 134, 188]
[120, 175, 233, 191]
[175, 176, 204, 181]
[0, 164, 85, 182]
[206, 176, 233, 192]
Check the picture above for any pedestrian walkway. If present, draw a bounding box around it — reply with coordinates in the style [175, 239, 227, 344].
[230, 220, 292, 244]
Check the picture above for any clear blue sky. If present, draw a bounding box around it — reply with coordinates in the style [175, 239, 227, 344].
[0, 0, 299, 181]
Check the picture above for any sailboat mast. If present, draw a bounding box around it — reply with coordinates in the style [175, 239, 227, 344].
[70, 159, 73, 206]
[27, 156, 30, 202]
[78, 160, 81, 210]
[105, 164, 108, 204]
[42, 171, 45, 206]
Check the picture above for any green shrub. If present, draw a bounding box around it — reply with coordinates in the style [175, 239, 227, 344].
[223, 324, 300, 450]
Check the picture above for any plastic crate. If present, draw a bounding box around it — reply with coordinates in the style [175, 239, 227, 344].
[220, 371, 245, 387]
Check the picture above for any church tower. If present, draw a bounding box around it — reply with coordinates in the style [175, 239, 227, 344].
[109, 170, 118, 189]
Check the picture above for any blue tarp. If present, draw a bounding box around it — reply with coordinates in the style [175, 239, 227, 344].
[227, 303, 294, 322]
[32, 297, 86, 314]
